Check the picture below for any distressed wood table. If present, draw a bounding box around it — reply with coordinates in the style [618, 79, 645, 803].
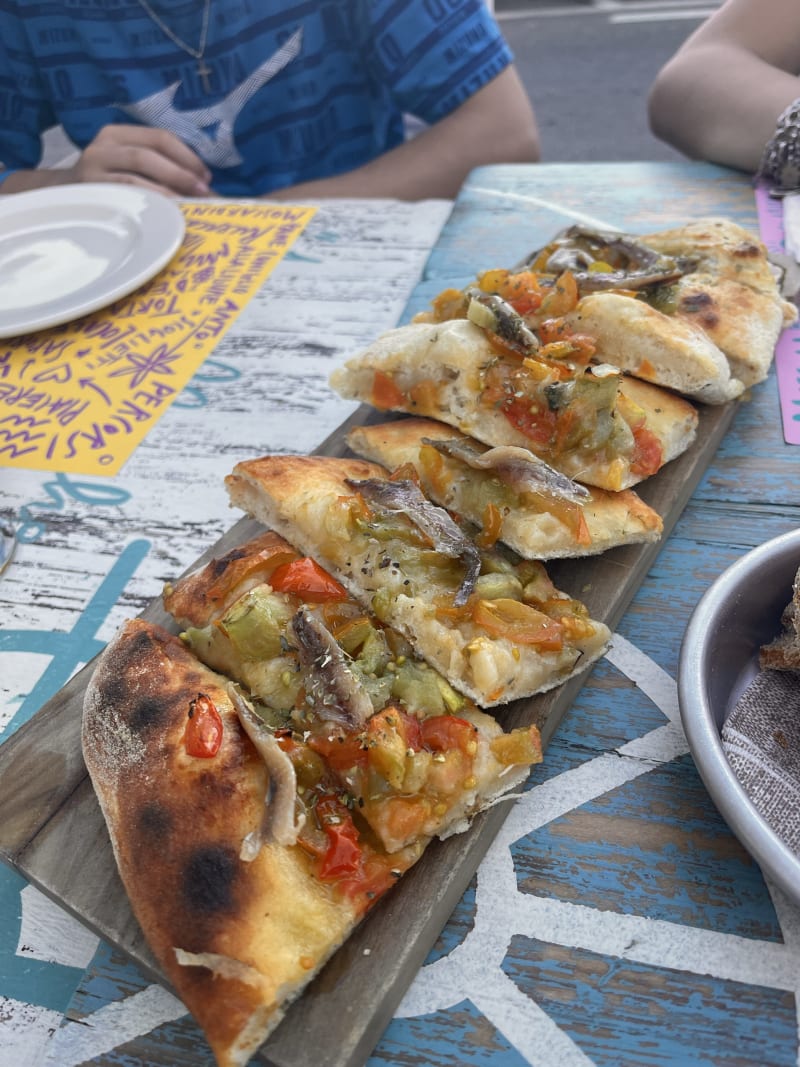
[1, 163, 798, 1067]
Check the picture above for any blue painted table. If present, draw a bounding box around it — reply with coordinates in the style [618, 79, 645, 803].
[1, 164, 798, 1067]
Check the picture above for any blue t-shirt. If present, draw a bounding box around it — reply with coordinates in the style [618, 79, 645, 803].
[0, 0, 513, 196]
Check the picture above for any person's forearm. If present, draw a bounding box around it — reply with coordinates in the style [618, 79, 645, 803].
[266, 137, 469, 201]
[267, 66, 540, 202]
[0, 166, 78, 194]
[267, 129, 514, 202]
[0, 126, 212, 197]
[649, 45, 800, 171]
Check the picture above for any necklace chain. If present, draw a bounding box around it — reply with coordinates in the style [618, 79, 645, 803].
[133, 0, 211, 62]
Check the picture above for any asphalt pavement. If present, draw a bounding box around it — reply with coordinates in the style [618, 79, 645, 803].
[493, 0, 721, 163]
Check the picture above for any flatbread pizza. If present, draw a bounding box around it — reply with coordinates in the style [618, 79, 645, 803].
[564, 291, 743, 404]
[346, 417, 663, 559]
[80, 210, 779, 1067]
[525, 217, 796, 399]
[224, 454, 611, 706]
[162, 529, 544, 851]
[330, 318, 698, 492]
[397, 217, 793, 406]
[641, 217, 797, 388]
[84, 539, 546, 1065]
[83, 619, 362, 1067]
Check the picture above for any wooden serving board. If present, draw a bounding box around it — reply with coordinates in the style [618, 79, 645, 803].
[0, 401, 735, 1067]
[0, 163, 756, 1066]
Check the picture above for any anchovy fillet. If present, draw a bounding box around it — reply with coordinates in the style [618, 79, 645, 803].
[527, 224, 696, 292]
[347, 477, 481, 606]
[227, 684, 302, 853]
[465, 287, 539, 351]
[425, 437, 590, 502]
[290, 608, 372, 729]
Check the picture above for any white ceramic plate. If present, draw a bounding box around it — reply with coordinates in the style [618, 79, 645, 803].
[0, 183, 185, 338]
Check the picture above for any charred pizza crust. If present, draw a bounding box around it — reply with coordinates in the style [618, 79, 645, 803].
[82, 619, 359, 1067]
[346, 417, 663, 559]
[531, 216, 792, 401]
[642, 217, 787, 295]
[666, 271, 792, 390]
[85, 608, 547, 1064]
[162, 529, 297, 629]
[641, 217, 797, 389]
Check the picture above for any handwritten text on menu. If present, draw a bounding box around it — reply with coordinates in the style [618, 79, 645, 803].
[0, 201, 316, 475]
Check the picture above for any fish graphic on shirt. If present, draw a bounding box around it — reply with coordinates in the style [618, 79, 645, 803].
[121, 27, 303, 168]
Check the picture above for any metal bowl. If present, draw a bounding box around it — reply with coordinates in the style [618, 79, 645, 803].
[678, 527, 800, 902]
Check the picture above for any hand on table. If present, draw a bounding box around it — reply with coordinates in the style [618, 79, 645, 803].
[65, 125, 212, 198]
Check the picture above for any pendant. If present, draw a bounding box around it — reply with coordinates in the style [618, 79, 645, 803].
[197, 58, 213, 93]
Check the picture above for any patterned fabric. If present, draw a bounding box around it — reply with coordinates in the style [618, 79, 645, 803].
[758, 97, 800, 192]
[722, 669, 800, 853]
[0, 0, 513, 196]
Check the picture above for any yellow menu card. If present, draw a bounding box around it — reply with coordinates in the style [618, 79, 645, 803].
[0, 200, 315, 475]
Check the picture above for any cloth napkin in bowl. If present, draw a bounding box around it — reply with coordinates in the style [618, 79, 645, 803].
[722, 669, 800, 854]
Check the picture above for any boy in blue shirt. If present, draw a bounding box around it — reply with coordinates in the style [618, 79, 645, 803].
[0, 0, 539, 199]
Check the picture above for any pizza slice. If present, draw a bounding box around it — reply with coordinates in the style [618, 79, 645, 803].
[523, 217, 796, 397]
[329, 317, 698, 492]
[641, 216, 788, 294]
[564, 291, 744, 404]
[224, 455, 611, 707]
[641, 217, 797, 389]
[83, 618, 364, 1067]
[346, 417, 663, 559]
[162, 529, 544, 853]
[84, 608, 544, 1064]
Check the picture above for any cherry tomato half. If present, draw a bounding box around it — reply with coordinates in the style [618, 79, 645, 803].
[184, 692, 223, 758]
[269, 557, 348, 602]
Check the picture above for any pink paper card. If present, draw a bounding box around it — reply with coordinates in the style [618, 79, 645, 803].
[755, 182, 800, 445]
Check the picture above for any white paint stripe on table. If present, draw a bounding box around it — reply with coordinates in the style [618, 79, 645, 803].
[17, 886, 99, 969]
[42, 985, 186, 1067]
[0, 998, 64, 1067]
